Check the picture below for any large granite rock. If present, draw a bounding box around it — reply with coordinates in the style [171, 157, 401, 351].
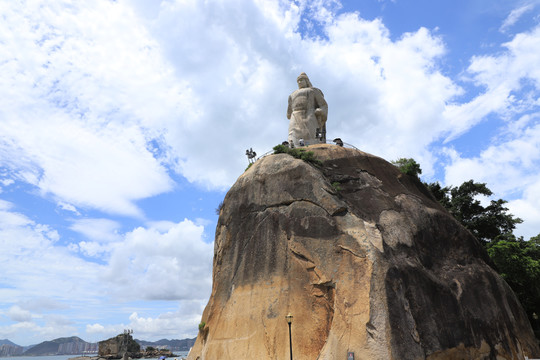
[98, 334, 139, 358]
[188, 144, 539, 360]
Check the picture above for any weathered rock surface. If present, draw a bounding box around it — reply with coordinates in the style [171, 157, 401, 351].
[187, 144, 539, 360]
[98, 334, 139, 358]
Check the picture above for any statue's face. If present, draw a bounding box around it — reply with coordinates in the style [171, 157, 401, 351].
[297, 78, 308, 89]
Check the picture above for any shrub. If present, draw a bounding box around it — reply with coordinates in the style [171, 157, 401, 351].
[215, 201, 224, 215]
[331, 181, 342, 192]
[272, 145, 322, 167]
[391, 158, 422, 177]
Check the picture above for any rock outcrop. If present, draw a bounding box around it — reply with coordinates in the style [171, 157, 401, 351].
[188, 144, 539, 360]
[99, 334, 140, 358]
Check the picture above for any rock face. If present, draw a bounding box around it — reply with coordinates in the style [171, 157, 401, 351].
[0, 344, 23, 357]
[187, 144, 539, 360]
[98, 334, 139, 358]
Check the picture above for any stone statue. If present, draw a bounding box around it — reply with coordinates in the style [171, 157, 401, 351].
[287, 73, 328, 147]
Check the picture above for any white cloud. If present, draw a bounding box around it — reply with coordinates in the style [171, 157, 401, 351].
[441, 22, 540, 239]
[70, 218, 122, 243]
[0, 0, 468, 204]
[86, 323, 106, 334]
[18, 298, 68, 312]
[0, 0, 176, 217]
[85, 300, 205, 340]
[105, 219, 213, 301]
[7, 306, 32, 322]
[0, 200, 212, 344]
[57, 201, 80, 215]
[0, 204, 104, 303]
[2, 205, 212, 305]
[1, 0, 540, 345]
[127, 306, 203, 340]
[500, 3, 535, 33]
[443, 119, 540, 238]
[1, 179, 14, 187]
[444, 24, 540, 141]
[443, 125, 540, 194]
[0, 310, 78, 346]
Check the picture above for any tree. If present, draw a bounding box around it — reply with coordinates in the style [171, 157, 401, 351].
[391, 158, 422, 177]
[426, 180, 522, 243]
[487, 233, 540, 338]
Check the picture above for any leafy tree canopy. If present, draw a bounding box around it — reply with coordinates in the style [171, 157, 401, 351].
[426, 180, 522, 243]
[487, 233, 540, 338]
[391, 158, 422, 177]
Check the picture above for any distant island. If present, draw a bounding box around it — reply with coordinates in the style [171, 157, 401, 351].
[0, 336, 195, 357]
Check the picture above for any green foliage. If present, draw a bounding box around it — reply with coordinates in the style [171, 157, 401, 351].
[487, 234, 540, 338]
[146, 346, 155, 352]
[391, 158, 422, 177]
[198, 322, 206, 331]
[426, 180, 522, 243]
[245, 162, 254, 171]
[272, 144, 323, 167]
[331, 181, 342, 192]
[272, 144, 288, 154]
[215, 201, 224, 215]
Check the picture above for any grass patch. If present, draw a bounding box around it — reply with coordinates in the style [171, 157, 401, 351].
[273, 144, 322, 167]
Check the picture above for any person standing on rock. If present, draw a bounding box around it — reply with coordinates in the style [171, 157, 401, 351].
[287, 72, 328, 147]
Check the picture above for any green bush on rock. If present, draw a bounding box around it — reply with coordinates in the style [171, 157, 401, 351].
[273, 144, 322, 167]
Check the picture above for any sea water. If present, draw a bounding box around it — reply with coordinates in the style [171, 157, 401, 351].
[1, 356, 74, 360]
[0, 355, 191, 360]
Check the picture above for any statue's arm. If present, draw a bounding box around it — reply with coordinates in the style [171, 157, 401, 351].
[287, 95, 292, 119]
[313, 88, 328, 123]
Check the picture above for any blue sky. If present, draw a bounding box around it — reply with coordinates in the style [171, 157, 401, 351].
[1, 0, 539, 346]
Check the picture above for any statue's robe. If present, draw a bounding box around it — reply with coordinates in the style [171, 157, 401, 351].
[287, 86, 327, 147]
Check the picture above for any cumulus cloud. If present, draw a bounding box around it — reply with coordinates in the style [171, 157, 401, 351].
[442, 23, 540, 238]
[85, 300, 205, 341]
[508, 180, 540, 239]
[7, 306, 32, 322]
[0, 199, 211, 343]
[104, 219, 213, 301]
[0, 0, 175, 217]
[0, 201, 103, 303]
[127, 304, 204, 340]
[2, 0, 540, 345]
[0, 0, 466, 206]
[445, 24, 540, 140]
[0, 202, 211, 303]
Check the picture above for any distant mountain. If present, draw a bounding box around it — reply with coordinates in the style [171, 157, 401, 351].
[135, 338, 196, 351]
[0, 340, 23, 357]
[0, 340, 18, 347]
[23, 336, 97, 356]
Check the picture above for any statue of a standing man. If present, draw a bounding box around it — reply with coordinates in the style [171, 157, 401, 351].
[287, 73, 328, 147]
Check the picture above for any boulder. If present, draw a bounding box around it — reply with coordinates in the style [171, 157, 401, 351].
[98, 334, 139, 358]
[187, 144, 539, 360]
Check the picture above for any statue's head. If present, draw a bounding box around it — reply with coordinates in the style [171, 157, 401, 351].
[297, 72, 312, 89]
